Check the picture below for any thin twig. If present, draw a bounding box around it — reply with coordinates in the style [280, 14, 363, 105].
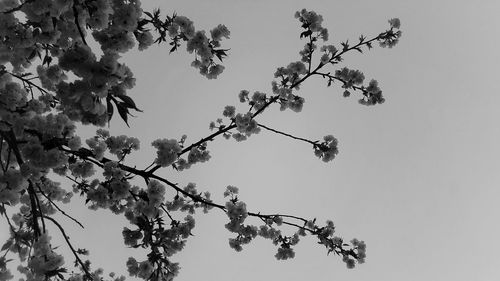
[258, 122, 316, 146]
[8, 71, 51, 95]
[42, 216, 93, 280]
[37, 184, 84, 229]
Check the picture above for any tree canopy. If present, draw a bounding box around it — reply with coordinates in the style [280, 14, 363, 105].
[0, 1, 401, 280]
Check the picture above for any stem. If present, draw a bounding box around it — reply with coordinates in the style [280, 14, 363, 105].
[8, 72, 51, 96]
[258, 122, 316, 146]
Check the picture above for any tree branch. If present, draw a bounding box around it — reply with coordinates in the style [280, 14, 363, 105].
[42, 216, 93, 280]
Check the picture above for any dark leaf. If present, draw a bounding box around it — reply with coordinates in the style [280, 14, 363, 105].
[214, 49, 229, 62]
[116, 94, 141, 111]
[52, 17, 58, 29]
[153, 8, 160, 18]
[42, 55, 52, 66]
[106, 97, 114, 123]
[300, 30, 312, 39]
[341, 40, 349, 51]
[138, 190, 149, 202]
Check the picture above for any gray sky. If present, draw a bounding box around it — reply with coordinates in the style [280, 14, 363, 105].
[4, 0, 500, 280]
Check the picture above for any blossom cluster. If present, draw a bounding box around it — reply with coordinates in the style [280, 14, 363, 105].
[319, 45, 338, 64]
[21, 234, 65, 280]
[379, 18, 402, 48]
[176, 143, 211, 171]
[274, 61, 308, 86]
[225, 200, 260, 252]
[234, 112, 260, 138]
[359, 79, 384, 105]
[294, 9, 329, 41]
[187, 26, 229, 79]
[152, 138, 181, 167]
[313, 135, 339, 162]
[165, 183, 213, 214]
[105, 134, 140, 159]
[335, 67, 365, 89]
[0, 170, 28, 205]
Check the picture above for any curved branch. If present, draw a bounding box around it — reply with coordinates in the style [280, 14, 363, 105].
[37, 184, 84, 229]
[42, 216, 93, 280]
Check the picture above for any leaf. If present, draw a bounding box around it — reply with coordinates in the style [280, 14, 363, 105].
[144, 11, 153, 18]
[116, 94, 142, 111]
[106, 97, 114, 123]
[153, 8, 160, 18]
[300, 30, 312, 39]
[214, 49, 229, 62]
[51, 17, 58, 29]
[116, 102, 130, 127]
[341, 40, 349, 51]
[42, 55, 52, 66]
[27, 50, 36, 61]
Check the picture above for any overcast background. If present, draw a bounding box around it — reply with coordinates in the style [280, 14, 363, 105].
[3, 0, 500, 281]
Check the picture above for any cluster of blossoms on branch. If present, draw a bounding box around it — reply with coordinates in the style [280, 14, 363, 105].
[0, 1, 401, 280]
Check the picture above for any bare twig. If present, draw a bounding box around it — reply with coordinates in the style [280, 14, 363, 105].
[42, 216, 93, 280]
[258, 122, 317, 146]
[37, 184, 84, 229]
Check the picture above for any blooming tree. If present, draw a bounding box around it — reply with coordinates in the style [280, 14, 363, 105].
[0, 0, 402, 280]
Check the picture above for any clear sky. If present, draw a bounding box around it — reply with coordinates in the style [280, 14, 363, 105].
[3, 0, 500, 281]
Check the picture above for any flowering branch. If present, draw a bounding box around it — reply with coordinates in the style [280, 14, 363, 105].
[0, 5, 400, 280]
